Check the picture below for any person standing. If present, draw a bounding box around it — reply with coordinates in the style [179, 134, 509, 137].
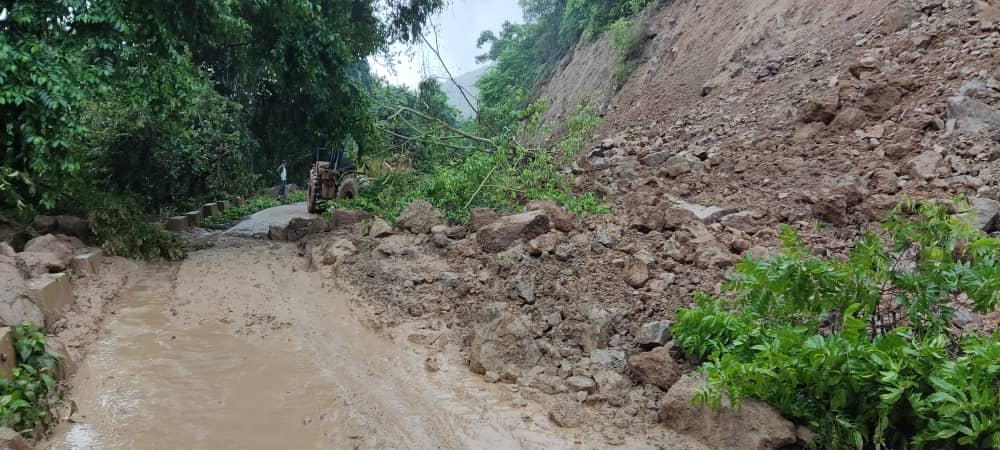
[277, 160, 287, 197]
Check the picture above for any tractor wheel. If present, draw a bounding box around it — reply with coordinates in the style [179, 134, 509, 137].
[337, 176, 359, 199]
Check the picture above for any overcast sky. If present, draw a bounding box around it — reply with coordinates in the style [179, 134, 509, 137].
[371, 0, 523, 88]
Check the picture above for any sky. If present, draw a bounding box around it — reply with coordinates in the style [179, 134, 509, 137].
[371, 0, 523, 88]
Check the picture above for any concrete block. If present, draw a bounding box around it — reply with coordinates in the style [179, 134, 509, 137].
[185, 210, 203, 226]
[201, 203, 219, 218]
[166, 216, 189, 232]
[217, 200, 229, 212]
[71, 251, 103, 277]
[26, 273, 74, 328]
[0, 327, 15, 379]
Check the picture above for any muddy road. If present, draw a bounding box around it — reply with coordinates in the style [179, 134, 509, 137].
[44, 239, 579, 450]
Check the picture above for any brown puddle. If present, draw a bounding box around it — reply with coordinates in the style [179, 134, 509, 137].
[44, 243, 580, 450]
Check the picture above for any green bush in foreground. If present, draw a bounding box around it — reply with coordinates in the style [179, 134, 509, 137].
[0, 323, 60, 439]
[674, 200, 1000, 449]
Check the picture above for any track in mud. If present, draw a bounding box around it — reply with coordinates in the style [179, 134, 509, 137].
[43, 240, 577, 450]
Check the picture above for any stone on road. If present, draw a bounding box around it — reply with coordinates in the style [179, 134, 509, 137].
[224, 202, 317, 238]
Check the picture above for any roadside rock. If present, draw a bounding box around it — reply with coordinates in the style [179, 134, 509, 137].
[368, 218, 393, 238]
[566, 376, 597, 393]
[624, 254, 652, 288]
[14, 252, 67, 277]
[577, 307, 611, 352]
[548, 397, 586, 428]
[268, 225, 288, 241]
[468, 303, 542, 375]
[396, 200, 446, 234]
[469, 208, 499, 231]
[0, 262, 43, 328]
[641, 150, 673, 167]
[477, 210, 551, 253]
[960, 198, 1000, 233]
[948, 95, 1000, 134]
[23, 234, 77, 262]
[662, 152, 700, 178]
[285, 217, 326, 242]
[0, 243, 13, 258]
[800, 94, 839, 124]
[637, 320, 671, 349]
[525, 200, 580, 232]
[628, 346, 682, 391]
[329, 209, 372, 230]
[660, 375, 797, 450]
[0, 427, 30, 450]
[45, 336, 79, 379]
[905, 151, 944, 181]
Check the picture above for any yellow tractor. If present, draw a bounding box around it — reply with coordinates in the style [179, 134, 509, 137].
[306, 149, 359, 214]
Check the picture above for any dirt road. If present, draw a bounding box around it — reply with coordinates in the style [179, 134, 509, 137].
[43, 239, 580, 450]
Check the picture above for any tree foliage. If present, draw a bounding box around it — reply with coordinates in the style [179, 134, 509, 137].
[0, 0, 443, 214]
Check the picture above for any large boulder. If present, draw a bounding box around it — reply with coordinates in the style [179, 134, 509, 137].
[637, 320, 672, 349]
[395, 200, 445, 234]
[468, 303, 542, 375]
[525, 200, 580, 232]
[22, 234, 79, 262]
[0, 243, 13, 258]
[628, 346, 682, 391]
[26, 272, 74, 327]
[905, 151, 944, 181]
[0, 261, 43, 328]
[660, 375, 797, 450]
[14, 252, 67, 278]
[960, 198, 1000, 233]
[477, 210, 551, 253]
[55, 215, 90, 238]
[469, 208, 499, 231]
[368, 218, 393, 238]
[45, 336, 79, 380]
[577, 306, 612, 353]
[948, 95, 1000, 134]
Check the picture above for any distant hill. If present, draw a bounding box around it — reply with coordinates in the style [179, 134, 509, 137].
[439, 65, 491, 120]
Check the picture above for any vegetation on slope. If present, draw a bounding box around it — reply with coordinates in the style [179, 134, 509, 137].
[673, 200, 1000, 449]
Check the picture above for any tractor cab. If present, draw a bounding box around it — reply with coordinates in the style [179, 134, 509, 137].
[306, 138, 360, 213]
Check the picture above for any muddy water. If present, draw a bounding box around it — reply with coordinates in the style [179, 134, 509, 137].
[45, 242, 579, 450]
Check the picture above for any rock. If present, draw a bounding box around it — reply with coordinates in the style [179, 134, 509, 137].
[321, 239, 357, 265]
[0, 262, 43, 328]
[595, 232, 617, 248]
[660, 375, 797, 450]
[637, 321, 671, 349]
[881, 6, 919, 34]
[960, 198, 1000, 233]
[515, 281, 536, 304]
[0, 327, 15, 379]
[45, 336, 78, 379]
[469, 208, 500, 231]
[590, 348, 626, 366]
[55, 215, 89, 238]
[268, 225, 288, 241]
[285, 217, 326, 242]
[861, 83, 903, 117]
[0, 243, 13, 258]
[525, 200, 580, 232]
[431, 232, 451, 248]
[71, 251, 103, 277]
[375, 235, 419, 257]
[800, 94, 839, 124]
[368, 218, 392, 238]
[548, 398, 585, 428]
[15, 252, 67, 278]
[624, 255, 651, 288]
[0, 427, 30, 450]
[629, 346, 682, 391]
[26, 272, 74, 327]
[395, 200, 445, 234]
[578, 307, 611, 353]
[905, 151, 944, 181]
[829, 106, 867, 130]
[811, 193, 849, 226]
[673, 201, 737, 225]
[884, 142, 915, 159]
[32, 215, 57, 233]
[201, 203, 219, 218]
[630, 206, 666, 232]
[477, 210, 551, 253]
[719, 211, 758, 232]
[948, 95, 1000, 134]
[468, 303, 542, 375]
[566, 376, 597, 393]
[329, 209, 372, 230]
[23, 234, 75, 262]
[870, 168, 900, 194]
[166, 216, 189, 232]
[641, 150, 673, 167]
[662, 152, 700, 178]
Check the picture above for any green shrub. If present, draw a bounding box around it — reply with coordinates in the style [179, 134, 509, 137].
[0, 323, 61, 439]
[609, 18, 644, 87]
[89, 205, 187, 261]
[673, 200, 1000, 449]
